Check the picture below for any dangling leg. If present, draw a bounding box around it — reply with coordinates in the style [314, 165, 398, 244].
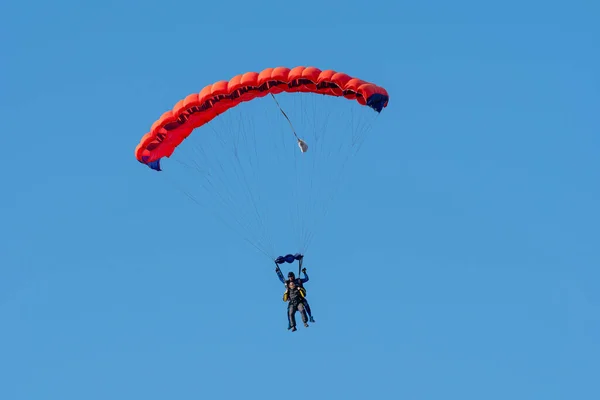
[287, 303, 292, 330]
[288, 303, 298, 332]
[298, 303, 309, 327]
[303, 299, 315, 323]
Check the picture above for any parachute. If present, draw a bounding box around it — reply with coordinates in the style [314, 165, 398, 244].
[135, 66, 389, 261]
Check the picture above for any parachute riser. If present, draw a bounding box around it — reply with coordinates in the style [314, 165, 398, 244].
[274, 253, 305, 283]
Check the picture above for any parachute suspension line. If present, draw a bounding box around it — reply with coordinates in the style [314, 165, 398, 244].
[172, 157, 273, 258]
[242, 112, 276, 256]
[271, 92, 310, 254]
[303, 110, 378, 253]
[299, 102, 379, 254]
[229, 115, 275, 256]
[272, 112, 300, 251]
[156, 168, 272, 260]
[299, 95, 314, 251]
[171, 93, 378, 261]
[296, 95, 335, 254]
[298, 95, 316, 253]
[292, 130, 305, 253]
[177, 116, 275, 259]
[233, 113, 276, 257]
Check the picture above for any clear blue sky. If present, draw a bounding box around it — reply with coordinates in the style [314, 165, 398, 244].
[2, 1, 599, 399]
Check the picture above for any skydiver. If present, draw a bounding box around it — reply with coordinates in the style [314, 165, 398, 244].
[283, 280, 309, 332]
[287, 270, 315, 324]
[275, 266, 315, 328]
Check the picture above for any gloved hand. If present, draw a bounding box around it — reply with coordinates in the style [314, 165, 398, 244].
[302, 267, 306, 273]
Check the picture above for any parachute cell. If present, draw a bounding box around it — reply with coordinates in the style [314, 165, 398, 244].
[134, 66, 389, 170]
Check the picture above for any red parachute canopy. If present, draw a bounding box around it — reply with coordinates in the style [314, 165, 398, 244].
[135, 66, 389, 170]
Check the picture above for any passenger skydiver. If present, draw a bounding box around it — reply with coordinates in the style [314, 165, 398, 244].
[283, 279, 309, 332]
[275, 263, 315, 329]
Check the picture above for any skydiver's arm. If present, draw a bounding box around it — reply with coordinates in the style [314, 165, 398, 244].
[300, 270, 309, 283]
